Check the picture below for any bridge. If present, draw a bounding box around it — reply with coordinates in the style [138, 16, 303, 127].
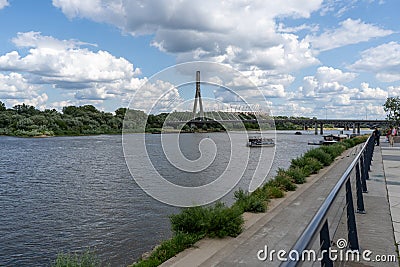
[162, 71, 389, 134]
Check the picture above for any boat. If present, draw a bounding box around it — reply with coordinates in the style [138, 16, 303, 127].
[308, 134, 349, 146]
[247, 136, 275, 147]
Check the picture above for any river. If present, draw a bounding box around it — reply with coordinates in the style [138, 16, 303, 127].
[0, 130, 369, 266]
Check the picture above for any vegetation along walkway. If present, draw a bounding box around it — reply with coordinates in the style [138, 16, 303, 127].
[161, 143, 394, 267]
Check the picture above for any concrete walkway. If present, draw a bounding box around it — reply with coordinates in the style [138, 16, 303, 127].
[381, 141, 400, 257]
[336, 140, 399, 266]
[160, 141, 400, 267]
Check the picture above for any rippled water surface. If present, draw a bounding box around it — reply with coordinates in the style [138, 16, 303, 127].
[0, 131, 354, 266]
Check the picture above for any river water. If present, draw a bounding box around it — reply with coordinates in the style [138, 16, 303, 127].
[0, 130, 367, 266]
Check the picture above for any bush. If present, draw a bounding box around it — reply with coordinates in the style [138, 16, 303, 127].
[251, 187, 270, 201]
[133, 232, 203, 267]
[206, 203, 244, 238]
[285, 167, 307, 184]
[303, 148, 333, 166]
[264, 185, 284, 198]
[268, 170, 297, 191]
[170, 202, 243, 238]
[303, 157, 324, 175]
[53, 249, 100, 267]
[275, 175, 297, 191]
[342, 138, 356, 149]
[320, 144, 346, 159]
[233, 188, 266, 213]
[291, 156, 323, 175]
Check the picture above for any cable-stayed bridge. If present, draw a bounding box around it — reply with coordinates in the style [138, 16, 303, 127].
[162, 71, 388, 134]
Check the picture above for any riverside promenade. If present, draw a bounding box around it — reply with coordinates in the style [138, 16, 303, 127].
[161, 140, 399, 267]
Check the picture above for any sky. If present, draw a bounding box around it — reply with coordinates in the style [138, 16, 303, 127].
[0, 0, 399, 119]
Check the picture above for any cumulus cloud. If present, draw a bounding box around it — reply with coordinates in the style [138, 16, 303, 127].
[315, 66, 357, 83]
[130, 79, 184, 113]
[0, 32, 145, 103]
[53, 0, 323, 73]
[0, 72, 48, 109]
[349, 42, 400, 82]
[388, 86, 400, 97]
[274, 102, 314, 117]
[306, 18, 393, 51]
[298, 66, 356, 98]
[352, 82, 388, 100]
[0, 0, 9, 10]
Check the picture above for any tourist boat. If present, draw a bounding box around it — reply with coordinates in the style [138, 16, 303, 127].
[247, 136, 275, 147]
[308, 134, 349, 146]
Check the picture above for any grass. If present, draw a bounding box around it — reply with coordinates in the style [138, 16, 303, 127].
[53, 249, 101, 267]
[133, 232, 203, 267]
[131, 135, 370, 267]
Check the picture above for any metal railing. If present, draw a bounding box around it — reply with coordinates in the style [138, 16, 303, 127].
[281, 135, 375, 267]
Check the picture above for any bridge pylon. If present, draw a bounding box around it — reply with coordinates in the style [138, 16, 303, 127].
[192, 71, 204, 120]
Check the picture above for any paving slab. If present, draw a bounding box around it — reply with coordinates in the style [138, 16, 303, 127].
[381, 143, 400, 260]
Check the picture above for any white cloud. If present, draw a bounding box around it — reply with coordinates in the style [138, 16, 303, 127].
[306, 18, 393, 51]
[274, 102, 314, 117]
[0, 72, 45, 107]
[388, 86, 400, 97]
[0, 32, 146, 103]
[332, 94, 351, 106]
[297, 66, 356, 98]
[277, 23, 319, 33]
[53, 0, 323, 73]
[130, 79, 184, 113]
[352, 82, 388, 100]
[349, 42, 400, 82]
[0, 0, 9, 10]
[315, 66, 357, 83]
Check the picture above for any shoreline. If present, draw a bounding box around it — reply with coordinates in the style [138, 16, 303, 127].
[131, 135, 369, 266]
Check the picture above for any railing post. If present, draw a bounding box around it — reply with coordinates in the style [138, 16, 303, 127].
[367, 138, 374, 171]
[355, 162, 366, 213]
[320, 220, 333, 267]
[360, 155, 368, 193]
[363, 150, 370, 180]
[346, 179, 360, 250]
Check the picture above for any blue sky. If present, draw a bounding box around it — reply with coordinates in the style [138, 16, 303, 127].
[0, 0, 399, 119]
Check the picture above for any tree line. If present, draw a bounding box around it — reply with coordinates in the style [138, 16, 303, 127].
[0, 101, 136, 136]
[1, 97, 398, 137]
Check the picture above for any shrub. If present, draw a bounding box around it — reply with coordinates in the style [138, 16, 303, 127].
[320, 144, 346, 159]
[342, 138, 356, 149]
[285, 167, 307, 184]
[264, 185, 284, 198]
[206, 203, 244, 238]
[170, 206, 210, 235]
[170, 202, 243, 238]
[233, 188, 266, 213]
[303, 148, 333, 166]
[133, 232, 203, 267]
[53, 249, 100, 267]
[269, 170, 297, 191]
[251, 187, 270, 201]
[291, 156, 310, 169]
[302, 157, 324, 174]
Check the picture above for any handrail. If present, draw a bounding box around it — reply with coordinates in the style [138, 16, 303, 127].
[281, 135, 374, 267]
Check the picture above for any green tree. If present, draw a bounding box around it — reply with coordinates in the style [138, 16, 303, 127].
[0, 101, 6, 112]
[383, 97, 400, 124]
